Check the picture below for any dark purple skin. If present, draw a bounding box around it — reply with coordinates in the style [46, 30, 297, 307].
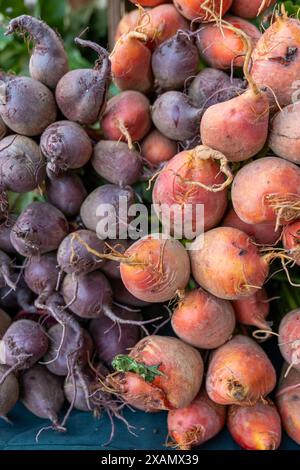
[91, 141, 142, 187]
[188, 68, 246, 111]
[20, 364, 65, 426]
[152, 32, 199, 91]
[89, 306, 142, 368]
[6, 15, 68, 89]
[43, 323, 93, 376]
[0, 319, 49, 372]
[0, 135, 46, 193]
[0, 214, 18, 255]
[10, 202, 69, 257]
[46, 173, 87, 218]
[0, 250, 16, 291]
[55, 38, 111, 125]
[0, 75, 57, 136]
[111, 278, 151, 308]
[0, 309, 11, 339]
[57, 229, 106, 275]
[40, 121, 92, 176]
[0, 274, 36, 313]
[24, 252, 60, 304]
[80, 184, 135, 238]
[61, 270, 112, 319]
[0, 364, 19, 416]
[100, 239, 131, 280]
[151, 91, 202, 141]
[0, 116, 7, 140]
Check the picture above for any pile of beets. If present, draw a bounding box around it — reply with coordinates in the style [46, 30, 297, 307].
[0, 0, 300, 450]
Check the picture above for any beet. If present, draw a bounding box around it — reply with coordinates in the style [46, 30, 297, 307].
[0, 75, 57, 136]
[188, 68, 246, 111]
[24, 252, 60, 304]
[151, 91, 202, 141]
[111, 278, 151, 308]
[0, 250, 16, 291]
[57, 229, 106, 275]
[10, 202, 69, 257]
[0, 135, 46, 193]
[80, 185, 135, 238]
[55, 38, 111, 124]
[46, 173, 87, 218]
[152, 32, 199, 91]
[101, 239, 131, 280]
[0, 214, 17, 255]
[43, 323, 93, 377]
[0, 320, 49, 377]
[91, 141, 142, 187]
[21, 364, 65, 427]
[89, 306, 142, 368]
[6, 15, 68, 89]
[0, 364, 19, 417]
[0, 309, 11, 339]
[40, 121, 92, 176]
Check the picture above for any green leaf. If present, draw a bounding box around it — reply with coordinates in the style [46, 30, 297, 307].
[8, 191, 45, 214]
[112, 355, 165, 383]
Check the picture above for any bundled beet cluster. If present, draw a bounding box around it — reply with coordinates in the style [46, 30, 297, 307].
[0, 0, 300, 451]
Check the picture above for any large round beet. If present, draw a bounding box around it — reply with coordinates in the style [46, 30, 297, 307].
[10, 202, 69, 257]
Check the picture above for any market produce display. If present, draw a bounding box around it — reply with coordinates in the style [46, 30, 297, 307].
[0, 0, 300, 451]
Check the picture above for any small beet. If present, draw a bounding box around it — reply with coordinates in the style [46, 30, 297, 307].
[24, 252, 59, 304]
[6, 15, 68, 89]
[21, 364, 65, 427]
[276, 363, 300, 445]
[43, 323, 93, 377]
[111, 278, 151, 308]
[0, 135, 46, 193]
[46, 173, 87, 218]
[40, 121, 92, 176]
[172, 288, 235, 349]
[0, 309, 11, 339]
[89, 306, 142, 368]
[57, 229, 106, 275]
[0, 75, 57, 136]
[232, 289, 270, 330]
[168, 389, 226, 449]
[0, 364, 19, 417]
[0, 319, 49, 374]
[141, 130, 177, 166]
[188, 68, 246, 111]
[56, 38, 111, 124]
[10, 202, 69, 257]
[152, 32, 199, 91]
[91, 141, 142, 187]
[101, 91, 151, 144]
[80, 184, 135, 238]
[152, 91, 202, 141]
[228, 400, 282, 450]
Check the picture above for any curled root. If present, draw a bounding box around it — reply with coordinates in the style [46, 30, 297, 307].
[116, 120, 133, 150]
[252, 329, 278, 341]
[179, 145, 233, 192]
[35, 423, 66, 443]
[265, 194, 300, 231]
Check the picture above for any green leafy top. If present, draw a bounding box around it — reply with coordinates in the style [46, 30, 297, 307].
[112, 355, 165, 383]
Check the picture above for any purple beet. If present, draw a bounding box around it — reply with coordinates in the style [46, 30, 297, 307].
[111, 278, 150, 308]
[188, 68, 246, 111]
[0, 75, 57, 136]
[6, 15, 68, 89]
[46, 173, 87, 218]
[80, 184, 135, 238]
[152, 32, 199, 91]
[10, 202, 69, 257]
[89, 306, 142, 368]
[24, 252, 60, 305]
[40, 121, 92, 176]
[0, 215, 17, 255]
[0, 250, 16, 291]
[91, 141, 142, 187]
[0, 364, 19, 417]
[0, 135, 46, 193]
[20, 364, 65, 428]
[43, 323, 93, 377]
[55, 38, 111, 125]
[0, 320, 49, 380]
[151, 91, 202, 141]
[57, 229, 106, 275]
